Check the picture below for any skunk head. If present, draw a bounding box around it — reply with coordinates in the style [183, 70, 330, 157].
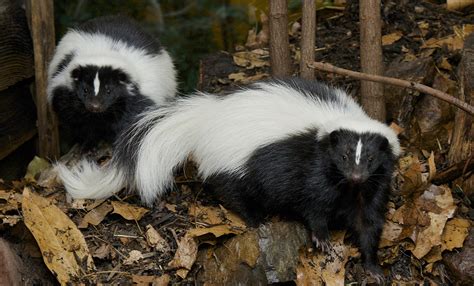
[71, 65, 133, 113]
[327, 129, 394, 185]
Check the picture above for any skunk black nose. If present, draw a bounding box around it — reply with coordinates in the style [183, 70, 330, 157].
[351, 173, 363, 183]
[85, 101, 103, 113]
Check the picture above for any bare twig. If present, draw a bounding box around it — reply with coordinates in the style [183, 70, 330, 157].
[308, 61, 474, 115]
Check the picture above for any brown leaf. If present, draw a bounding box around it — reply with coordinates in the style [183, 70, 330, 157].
[123, 250, 144, 265]
[219, 205, 247, 229]
[441, 218, 471, 251]
[168, 234, 198, 277]
[296, 231, 358, 285]
[188, 204, 224, 225]
[187, 225, 243, 238]
[132, 274, 170, 286]
[78, 202, 113, 228]
[382, 31, 403, 46]
[0, 189, 22, 213]
[92, 244, 112, 259]
[22, 188, 95, 284]
[411, 185, 456, 259]
[428, 151, 437, 181]
[164, 203, 177, 212]
[380, 221, 405, 247]
[145, 224, 170, 252]
[233, 50, 269, 69]
[111, 201, 149, 221]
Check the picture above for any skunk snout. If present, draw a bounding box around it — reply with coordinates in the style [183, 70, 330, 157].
[85, 100, 104, 113]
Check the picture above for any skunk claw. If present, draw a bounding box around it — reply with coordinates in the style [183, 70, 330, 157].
[366, 265, 385, 285]
[311, 234, 333, 254]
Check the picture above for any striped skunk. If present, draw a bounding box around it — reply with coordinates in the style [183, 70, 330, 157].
[57, 79, 400, 279]
[48, 15, 177, 149]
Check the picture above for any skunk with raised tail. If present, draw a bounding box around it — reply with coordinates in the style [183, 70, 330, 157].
[48, 15, 177, 148]
[57, 79, 400, 279]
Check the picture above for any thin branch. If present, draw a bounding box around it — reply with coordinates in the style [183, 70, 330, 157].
[308, 61, 474, 115]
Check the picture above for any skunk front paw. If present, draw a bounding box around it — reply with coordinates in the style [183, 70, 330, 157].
[311, 233, 333, 254]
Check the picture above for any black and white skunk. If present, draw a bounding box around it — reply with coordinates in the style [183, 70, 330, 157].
[57, 79, 400, 278]
[48, 15, 177, 148]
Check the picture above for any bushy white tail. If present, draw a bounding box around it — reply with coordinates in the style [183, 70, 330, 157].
[55, 159, 125, 199]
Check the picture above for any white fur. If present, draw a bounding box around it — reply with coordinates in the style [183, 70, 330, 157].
[93, 72, 100, 95]
[134, 82, 401, 204]
[47, 30, 177, 104]
[55, 160, 125, 199]
[355, 139, 362, 165]
[60, 81, 401, 203]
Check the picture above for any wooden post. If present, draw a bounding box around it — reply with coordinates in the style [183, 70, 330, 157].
[359, 0, 385, 121]
[269, 0, 292, 77]
[27, 0, 60, 160]
[300, 0, 316, 80]
[448, 33, 474, 194]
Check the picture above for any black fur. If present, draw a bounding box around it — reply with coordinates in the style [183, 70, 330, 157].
[52, 65, 153, 149]
[206, 128, 396, 275]
[76, 15, 162, 55]
[50, 16, 165, 149]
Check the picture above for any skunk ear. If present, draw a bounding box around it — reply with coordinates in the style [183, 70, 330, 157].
[329, 131, 339, 146]
[71, 68, 81, 80]
[379, 137, 389, 151]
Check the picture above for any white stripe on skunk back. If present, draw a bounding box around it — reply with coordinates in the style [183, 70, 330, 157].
[59, 80, 400, 204]
[47, 30, 176, 105]
[133, 81, 400, 204]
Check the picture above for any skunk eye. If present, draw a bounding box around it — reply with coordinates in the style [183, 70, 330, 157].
[368, 156, 374, 162]
[106, 88, 111, 95]
[342, 155, 348, 161]
[83, 87, 88, 93]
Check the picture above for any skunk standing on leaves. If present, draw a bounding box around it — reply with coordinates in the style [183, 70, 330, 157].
[57, 79, 400, 281]
[48, 15, 177, 148]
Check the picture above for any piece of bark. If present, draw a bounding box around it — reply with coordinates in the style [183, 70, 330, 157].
[196, 221, 310, 284]
[0, 1, 34, 91]
[432, 157, 474, 185]
[269, 0, 292, 77]
[26, 0, 60, 160]
[359, 0, 385, 120]
[300, 0, 316, 79]
[443, 228, 474, 285]
[384, 56, 436, 129]
[0, 238, 22, 286]
[448, 33, 474, 197]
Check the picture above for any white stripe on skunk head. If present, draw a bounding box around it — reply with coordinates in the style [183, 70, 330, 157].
[47, 30, 177, 104]
[68, 65, 136, 113]
[327, 129, 396, 184]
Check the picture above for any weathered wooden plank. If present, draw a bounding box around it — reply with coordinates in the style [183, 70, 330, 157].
[0, 82, 37, 160]
[0, 0, 35, 91]
[27, 0, 59, 160]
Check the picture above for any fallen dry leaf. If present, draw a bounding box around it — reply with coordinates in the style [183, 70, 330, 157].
[92, 244, 112, 260]
[233, 50, 269, 69]
[441, 218, 471, 251]
[24, 156, 50, 182]
[123, 250, 144, 265]
[145, 224, 170, 252]
[132, 274, 170, 286]
[22, 188, 95, 284]
[296, 231, 358, 286]
[427, 151, 436, 181]
[187, 225, 243, 238]
[0, 190, 22, 213]
[382, 31, 403, 46]
[219, 205, 247, 229]
[411, 185, 456, 259]
[168, 234, 198, 278]
[164, 203, 177, 212]
[78, 202, 113, 228]
[111, 201, 149, 221]
[188, 204, 224, 225]
[380, 221, 405, 247]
